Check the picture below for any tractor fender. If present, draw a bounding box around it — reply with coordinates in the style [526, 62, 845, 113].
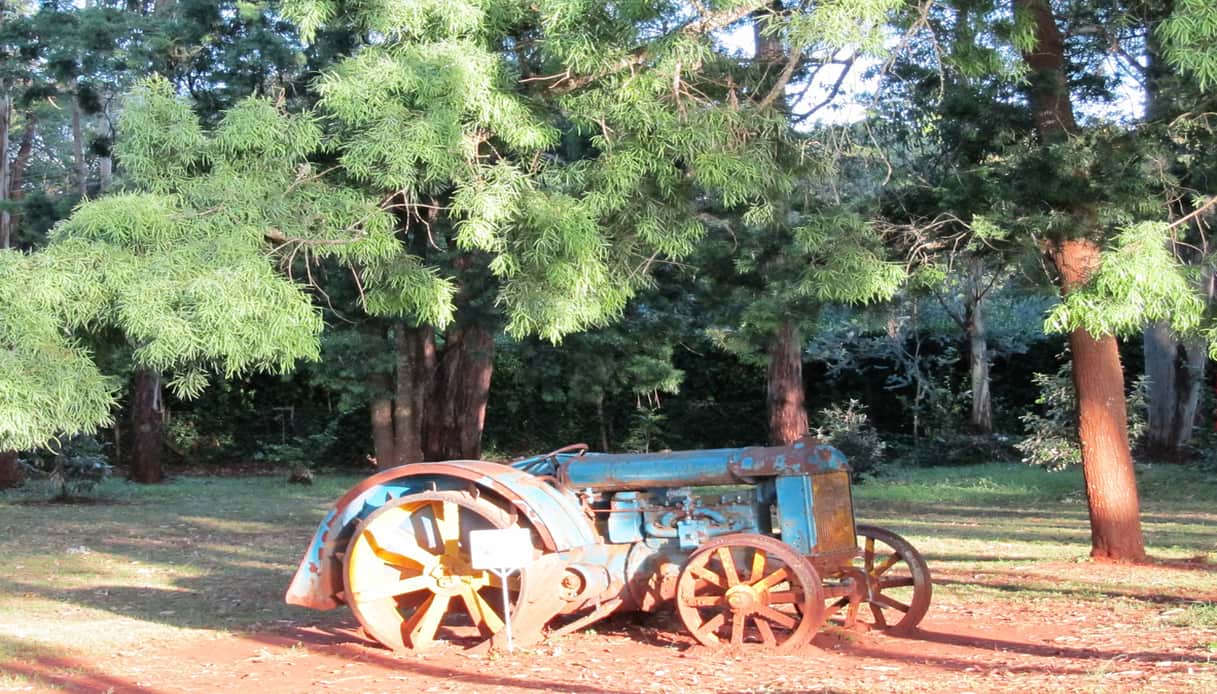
[285, 461, 597, 610]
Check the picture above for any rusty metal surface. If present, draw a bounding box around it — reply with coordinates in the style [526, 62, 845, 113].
[287, 438, 930, 653]
[556, 437, 848, 492]
[674, 533, 825, 652]
[729, 437, 849, 478]
[811, 471, 856, 556]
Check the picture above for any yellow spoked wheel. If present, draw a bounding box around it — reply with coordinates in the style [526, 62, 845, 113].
[675, 534, 824, 652]
[343, 490, 524, 650]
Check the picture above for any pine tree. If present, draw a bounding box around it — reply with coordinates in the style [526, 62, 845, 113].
[278, 0, 905, 460]
[0, 78, 395, 478]
[875, 0, 1217, 562]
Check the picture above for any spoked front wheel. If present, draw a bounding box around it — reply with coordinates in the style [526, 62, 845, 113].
[675, 533, 824, 652]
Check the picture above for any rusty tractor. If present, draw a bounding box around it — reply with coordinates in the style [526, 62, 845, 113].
[285, 438, 931, 652]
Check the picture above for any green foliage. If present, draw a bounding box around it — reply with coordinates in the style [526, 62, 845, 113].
[1044, 222, 1206, 342]
[1016, 360, 1149, 470]
[621, 407, 669, 453]
[22, 435, 113, 500]
[0, 251, 117, 451]
[0, 75, 397, 451]
[279, 0, 911, 345]
[363, 260, 457, 328]
[794, 211, 904, 303]
[811, 400, 886, 480]
[1158, 0, 1217, 91]
[485, 293, 688, 453]
[784, 0, 901, 56]
[255, 421, 339, 469]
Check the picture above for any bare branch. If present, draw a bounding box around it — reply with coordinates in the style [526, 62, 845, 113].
[791, 56, 855, 123]
[1166, 196, 1217, 231]
[756, 46, 803, 111]
[264, 229, 366, 246]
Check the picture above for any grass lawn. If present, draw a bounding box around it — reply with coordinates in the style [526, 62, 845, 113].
[855, 464, 1217, 620]
[1, 462, 1215, 691]
[0, 474, 363, 669]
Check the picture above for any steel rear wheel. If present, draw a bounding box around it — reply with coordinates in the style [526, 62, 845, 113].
[342, 490, 523, 650]
[828, 524, 931, 635]
[676, 533, 824, 652]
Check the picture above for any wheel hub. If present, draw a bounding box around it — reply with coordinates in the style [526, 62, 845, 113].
[725, 585, 758, 611]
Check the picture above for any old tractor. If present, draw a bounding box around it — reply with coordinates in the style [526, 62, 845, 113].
[285, 438, 931, 652]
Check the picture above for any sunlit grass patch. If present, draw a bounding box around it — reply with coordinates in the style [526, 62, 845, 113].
[853, 463, 1217, 615]
[1166, 602, 1217, 629]
[0, 473, 363, 657]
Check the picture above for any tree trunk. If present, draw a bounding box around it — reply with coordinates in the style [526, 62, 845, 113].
[0, 86, 18, 485]
[754, 7, 806, 447]
[0, 87, 10, 250]
[0, 451, 22, 489]
[1018, 0, 1145, 563]
[393, 324, 434, 465]
[767, 320, 808, 445]
[98, 155, 113, 193]
[966, 259, 993, 434]
[422, 324, 495, 461]
[7, 111, 35, 238]
[1143, 321, 1205, 460]
[1054, 239, 1146, 562]
[129, 367, 165, 483]
[596, 394, 610, 452]
[368, 371, 396, 469]
[1015, 0, 1077, 142]
[70, 80, 88, 198]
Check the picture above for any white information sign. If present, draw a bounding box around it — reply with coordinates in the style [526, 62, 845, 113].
[468, 527, 534, 653]
[469, 527, 534, 571]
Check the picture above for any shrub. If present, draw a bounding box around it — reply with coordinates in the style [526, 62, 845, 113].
[1016, 360, 1147, 470]
[812, 400, 886, 479]
[886, 431, 1021, 468]
[621, 407, 669, 453]
[21, 435, 113, 500]
[255, 421, 339, 470]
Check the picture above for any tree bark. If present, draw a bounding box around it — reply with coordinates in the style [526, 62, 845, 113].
[1140, 20, 1208, 462]
[0, 72, 31, 489]
[0, 451, 21, 489]
[368, 371, 396, 469]
[767, 319, 808, 445]
[7, 111, 35, 238]
[393, 324, 434, 465]
[596, 394, 610, 452]
[422, 324, 495, 461]
[0, 87, 10, 249]
[1018, 0, 1146, 563]
[753, 8, 807, 448]
[966, 258, 993, 434]
[70, 80, 88, 198]
[1053, 239, 1146, 562]
[98, 155, 113, 193]
[1016, 0, 1077, 142]
[1143, 321, 1205, 460]
[129, 367, 165, 483]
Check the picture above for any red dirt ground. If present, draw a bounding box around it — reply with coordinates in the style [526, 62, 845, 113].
[5, 559, 1216, 693]
[8, 593, 1216, 694]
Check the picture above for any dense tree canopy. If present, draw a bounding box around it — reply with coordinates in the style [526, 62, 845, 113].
[1, 0, 1216, 563]
[0, 76, 392, 450]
